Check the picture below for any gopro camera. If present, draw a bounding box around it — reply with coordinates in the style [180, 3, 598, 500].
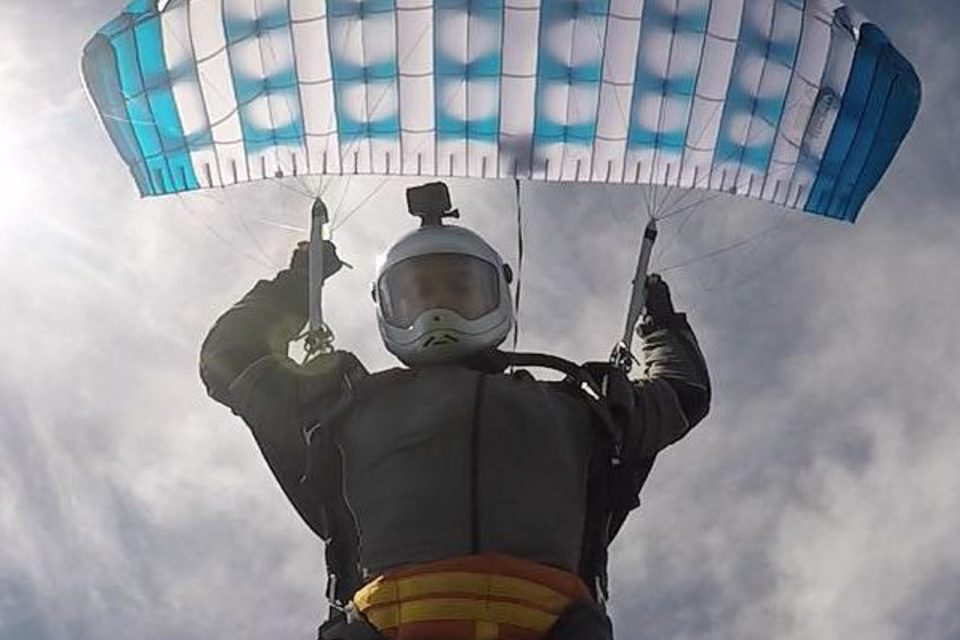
[406, 182, 458, 227]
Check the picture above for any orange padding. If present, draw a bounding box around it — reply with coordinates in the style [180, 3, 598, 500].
[352, 554, 592, 640]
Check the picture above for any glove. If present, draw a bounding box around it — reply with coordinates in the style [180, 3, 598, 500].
[644, 274, 676, 325]
[289, 240, 344, 281]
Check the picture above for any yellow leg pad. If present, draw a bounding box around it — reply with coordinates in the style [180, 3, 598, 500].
[475, 621, 499, 640]
[364, 598, 558, 634]
[354, 572, 571, 614]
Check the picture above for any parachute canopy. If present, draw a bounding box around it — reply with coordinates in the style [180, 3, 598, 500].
[83, 0, 919, 222]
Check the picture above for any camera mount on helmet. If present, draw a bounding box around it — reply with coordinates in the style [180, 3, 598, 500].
[407, 182, 460, 228]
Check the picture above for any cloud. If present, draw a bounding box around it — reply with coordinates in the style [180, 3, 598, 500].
[2, 1, 959, 640]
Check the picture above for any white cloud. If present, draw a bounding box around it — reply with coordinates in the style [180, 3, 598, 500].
[2, 2, 959, 640]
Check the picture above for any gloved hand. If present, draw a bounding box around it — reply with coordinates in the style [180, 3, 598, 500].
[644, 274, 676, 325]
[289, 240, 344, 281]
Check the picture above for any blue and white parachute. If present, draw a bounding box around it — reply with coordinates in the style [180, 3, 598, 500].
[83, 0, 919, 222]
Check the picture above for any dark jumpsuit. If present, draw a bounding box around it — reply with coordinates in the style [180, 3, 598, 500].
[199, 265, 710, 639]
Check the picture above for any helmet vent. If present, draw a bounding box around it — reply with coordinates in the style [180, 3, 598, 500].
[423, 333, 459, 348]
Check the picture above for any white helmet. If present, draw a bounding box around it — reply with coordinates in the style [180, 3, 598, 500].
[374, 224, 514, 366]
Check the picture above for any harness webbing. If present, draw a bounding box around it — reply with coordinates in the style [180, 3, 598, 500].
[310, 351, 651, 624]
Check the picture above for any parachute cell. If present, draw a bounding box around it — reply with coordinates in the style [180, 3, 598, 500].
[83, 0, 920, 221]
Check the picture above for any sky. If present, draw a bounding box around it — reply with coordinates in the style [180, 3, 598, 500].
[1, 1, 958, 639]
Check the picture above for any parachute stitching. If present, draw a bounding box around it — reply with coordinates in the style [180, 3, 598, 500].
[327, 4, 394, 18]
[687, 93, 727, 104]
[177, 131, 328, 149]
[192, 28, 287, 67]
[660, 119, 780, 218]
[527, 4, 546, 180]
[502, 3, 539, 11]
[820, 48, 893, 217]
[392, 19, 435, 166]
[705, 31, 738, 44]
[465, 3, 473, 178]
[324, 12, 355, 174]
[336, 6, 428, 177]
[650, 0, 683, 190]
[251, 0, 288, 178]
[619, 3, 647, 189]
[165, 20, 253, 182]
[496, 0, 507, 178]
[760, 0, 809, 201]
[492, 71, 639, 84]
[393, 0, 404, 175]
[432, 0, 439, 177]
[785, 14, 853, 208]
[181, 0, 224, 188]
[559, 5, 583, 180]
[660, 5, 806, 217]
[396, 70, 435, 79]
[503, 6, 648, 22]
[208, 7, 466, 69]
[219, 0, 254, 185]
[794, 71, 820, 89]
[587, 1, 618, 183]
[730, 1, 782, 192]
[283, 0, 311, 179]
[811, 9, 833, 28]
[289, 14, 328, 26]
[676, 0, 715, 191]
[128, 13, 178, 193]
[192, 21, 289, 65]
[676, 24, 751, 198]
[359, 8, 374, 174]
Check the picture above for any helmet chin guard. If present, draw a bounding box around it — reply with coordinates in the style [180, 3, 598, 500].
[380, 305, 513, 366]
[374, 204, 514, 366]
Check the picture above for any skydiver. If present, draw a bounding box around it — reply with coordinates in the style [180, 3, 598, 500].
[199, 183, 711, 640]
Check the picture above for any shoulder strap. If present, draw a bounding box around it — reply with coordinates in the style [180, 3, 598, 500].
[301, 383, 365, 616]
[308, 351, 654, 612]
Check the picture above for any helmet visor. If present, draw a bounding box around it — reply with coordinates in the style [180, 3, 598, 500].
[379, 253, 500, 328]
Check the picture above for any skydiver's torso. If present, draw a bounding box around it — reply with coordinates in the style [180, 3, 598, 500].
[328, 365, 595, 577]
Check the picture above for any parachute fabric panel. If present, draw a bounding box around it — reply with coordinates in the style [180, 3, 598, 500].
[83, 0, 200, 195]
[805, 23, 921, 221]
[83, 0, 920, 221]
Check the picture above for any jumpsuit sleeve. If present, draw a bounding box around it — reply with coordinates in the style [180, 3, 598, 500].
[198, 266, 368, 536]
[624, 312, 711, 460]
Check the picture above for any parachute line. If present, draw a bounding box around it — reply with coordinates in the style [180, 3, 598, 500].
[512, 178, 524, 353]
[659, 215, 795, 275]
[222, 184, 277, 268]
[331, 177, 392, 233]
[174, 194, 274, 270]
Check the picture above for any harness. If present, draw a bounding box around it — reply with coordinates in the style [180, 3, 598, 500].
[305, 352, 654, 638]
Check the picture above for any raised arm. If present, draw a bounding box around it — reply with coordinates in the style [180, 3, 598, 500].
[623, 275, 711, 460]
[199, 241, 358, 419]
[199, 256, 310, 412]
[198, 242, 367, 537]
